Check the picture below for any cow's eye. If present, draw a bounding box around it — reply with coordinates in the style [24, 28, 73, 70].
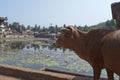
[58, 33, 64, 38]
[60, 31, 64, 34]
[60, 31, 71, 38]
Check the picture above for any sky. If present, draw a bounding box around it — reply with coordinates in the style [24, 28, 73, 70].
[0, 0, 120, 27]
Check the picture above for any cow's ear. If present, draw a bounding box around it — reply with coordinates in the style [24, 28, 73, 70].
[60, 27, 73, 38]
[66, 26, 75, 33]
[66, 26, 79, 39]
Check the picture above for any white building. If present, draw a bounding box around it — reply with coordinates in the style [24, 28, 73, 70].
[0, 25, 5, 33]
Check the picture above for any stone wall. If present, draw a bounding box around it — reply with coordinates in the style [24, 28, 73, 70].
[111, 2, 120, 28]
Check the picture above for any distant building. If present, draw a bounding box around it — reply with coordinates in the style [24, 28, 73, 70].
[0, 17, 6, 38]
[0, 25, 5, 33]
[34, 32, 39, 37]
[50, 33, 56, 40]
[0, 17, 5, 24]
[23, 30, 34, 35]
[34, 31, 58, 39]
[0, 17, 12, 38]
[0, 17, 5, 34]
[37, 32, 50, 38]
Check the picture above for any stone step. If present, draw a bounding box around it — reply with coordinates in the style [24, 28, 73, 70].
[0, 64, 107, 80]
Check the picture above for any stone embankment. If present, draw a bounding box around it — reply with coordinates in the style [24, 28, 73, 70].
[0, 64, 107, 80]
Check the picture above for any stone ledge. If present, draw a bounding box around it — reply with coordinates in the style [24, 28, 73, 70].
[0, 64, 107, 80]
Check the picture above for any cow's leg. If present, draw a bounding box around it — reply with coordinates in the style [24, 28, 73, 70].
[93, 67, 102, 80]
[106, 69, 114, 80]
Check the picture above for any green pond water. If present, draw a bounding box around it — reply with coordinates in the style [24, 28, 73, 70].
[0, 39, 119, 79]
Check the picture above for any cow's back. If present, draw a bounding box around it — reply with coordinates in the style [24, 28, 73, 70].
[101, 30, 120, 75]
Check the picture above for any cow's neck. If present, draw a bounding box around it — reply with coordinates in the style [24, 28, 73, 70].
[71, 31, 92, 63]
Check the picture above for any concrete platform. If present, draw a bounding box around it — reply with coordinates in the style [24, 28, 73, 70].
[0, 64, 107, 80]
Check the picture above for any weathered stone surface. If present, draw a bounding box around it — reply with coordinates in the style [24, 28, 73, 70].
[0, 64, 107, 80]
[111, 2, 120, 27]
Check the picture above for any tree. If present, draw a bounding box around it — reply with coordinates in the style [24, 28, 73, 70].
[12, 22, 19, 31]
[9, 24, 13, 30]
[21, 25, 26, 31]
[63, 24, 66, 27]
[49, 26, 55, 33]
[42, 26, 47, 32]
[27, 25, 31, 30]
[37, 25, 41, 32]
[55, 25, 59, 33]
[84, 25, 88, 31]
[34, 24, 38, 32]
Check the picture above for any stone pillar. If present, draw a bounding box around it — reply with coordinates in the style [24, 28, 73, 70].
[111, 2, 120, 29]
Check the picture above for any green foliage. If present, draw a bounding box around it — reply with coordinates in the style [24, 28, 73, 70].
[0, 29, 2, 33]
[92, 19, 117, 30]
[4, 19, 117, 34]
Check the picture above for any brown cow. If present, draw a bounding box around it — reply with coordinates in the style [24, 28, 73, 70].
[55, 26, 120, 80]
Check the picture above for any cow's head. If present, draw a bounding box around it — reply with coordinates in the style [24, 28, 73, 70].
[55, 26, 77, 48]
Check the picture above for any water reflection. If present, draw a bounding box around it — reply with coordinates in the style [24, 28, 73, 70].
[0, 40, 93, 72]
[0, 40, 53, 51]
[0, 40, 112, 79]
[0, 40, 68, 54]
